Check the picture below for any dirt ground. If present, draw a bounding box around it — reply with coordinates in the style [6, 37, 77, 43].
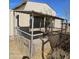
[9, 36, 51, 59]
[9, 34, 70, 59]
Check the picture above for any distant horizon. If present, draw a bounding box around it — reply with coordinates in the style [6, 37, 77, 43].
[9, 0, 70, 20]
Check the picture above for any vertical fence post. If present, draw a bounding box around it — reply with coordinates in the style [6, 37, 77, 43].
[44, 17, 46, 32]
[61, 20, 63, 33]
[13, 11, 17, 40]
[13, 11, 15, 40]
[65, 19, 68, 39]
[60, 19, 63, 40]
[30, 14, 34, 59]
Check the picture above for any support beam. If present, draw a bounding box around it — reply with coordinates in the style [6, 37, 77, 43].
[16, 27, 31, 36]
[61, 20, 63, 33]
[44, 17, 46, 32]
[40, 19, 41, 31]
[65, 20, 68, 39]
[30, 14, 34, 59]
[16, 15, 20, 27]
[60, 20, 64, 40]
[50, 18, 53, 32]
[13, 11, 15, 39]
[65, 20, 68, 34]
[13, 11, 16, 36]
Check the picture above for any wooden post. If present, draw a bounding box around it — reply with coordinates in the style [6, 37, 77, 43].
[30, 14, 34, 59]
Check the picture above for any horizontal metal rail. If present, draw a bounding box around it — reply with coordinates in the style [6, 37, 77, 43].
[16, 27, 31, 36]
[33, 33, 43, 36]
[16, 27, 43, 37]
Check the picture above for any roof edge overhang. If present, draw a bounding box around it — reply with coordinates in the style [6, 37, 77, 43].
[12, 1, 47, 10]
[14, 10, 66, 20]
[12, 1, 56, 14]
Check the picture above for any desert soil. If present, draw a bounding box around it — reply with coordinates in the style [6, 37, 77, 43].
[9, 36, 51, 59]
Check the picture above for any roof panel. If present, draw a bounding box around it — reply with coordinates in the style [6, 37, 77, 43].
[13, 1, 56, 16]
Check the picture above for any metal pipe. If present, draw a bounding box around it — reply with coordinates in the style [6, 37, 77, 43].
[16, 27, 31, 36]
[30, 14, 34, 59]
[44, 17, 46, 32]
[33, 33, 43, 36]
[16, 15, 20, 27]
[65, 20, 68, 39]
[13, 11, 16, 37]
[16, 27, 44, 37]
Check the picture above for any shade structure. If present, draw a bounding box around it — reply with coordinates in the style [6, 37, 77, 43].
[13, 10, 67, 59]
[13, 1, 56, 16]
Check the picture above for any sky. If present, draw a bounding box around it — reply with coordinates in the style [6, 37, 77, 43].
[9, 0, 70, 20]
